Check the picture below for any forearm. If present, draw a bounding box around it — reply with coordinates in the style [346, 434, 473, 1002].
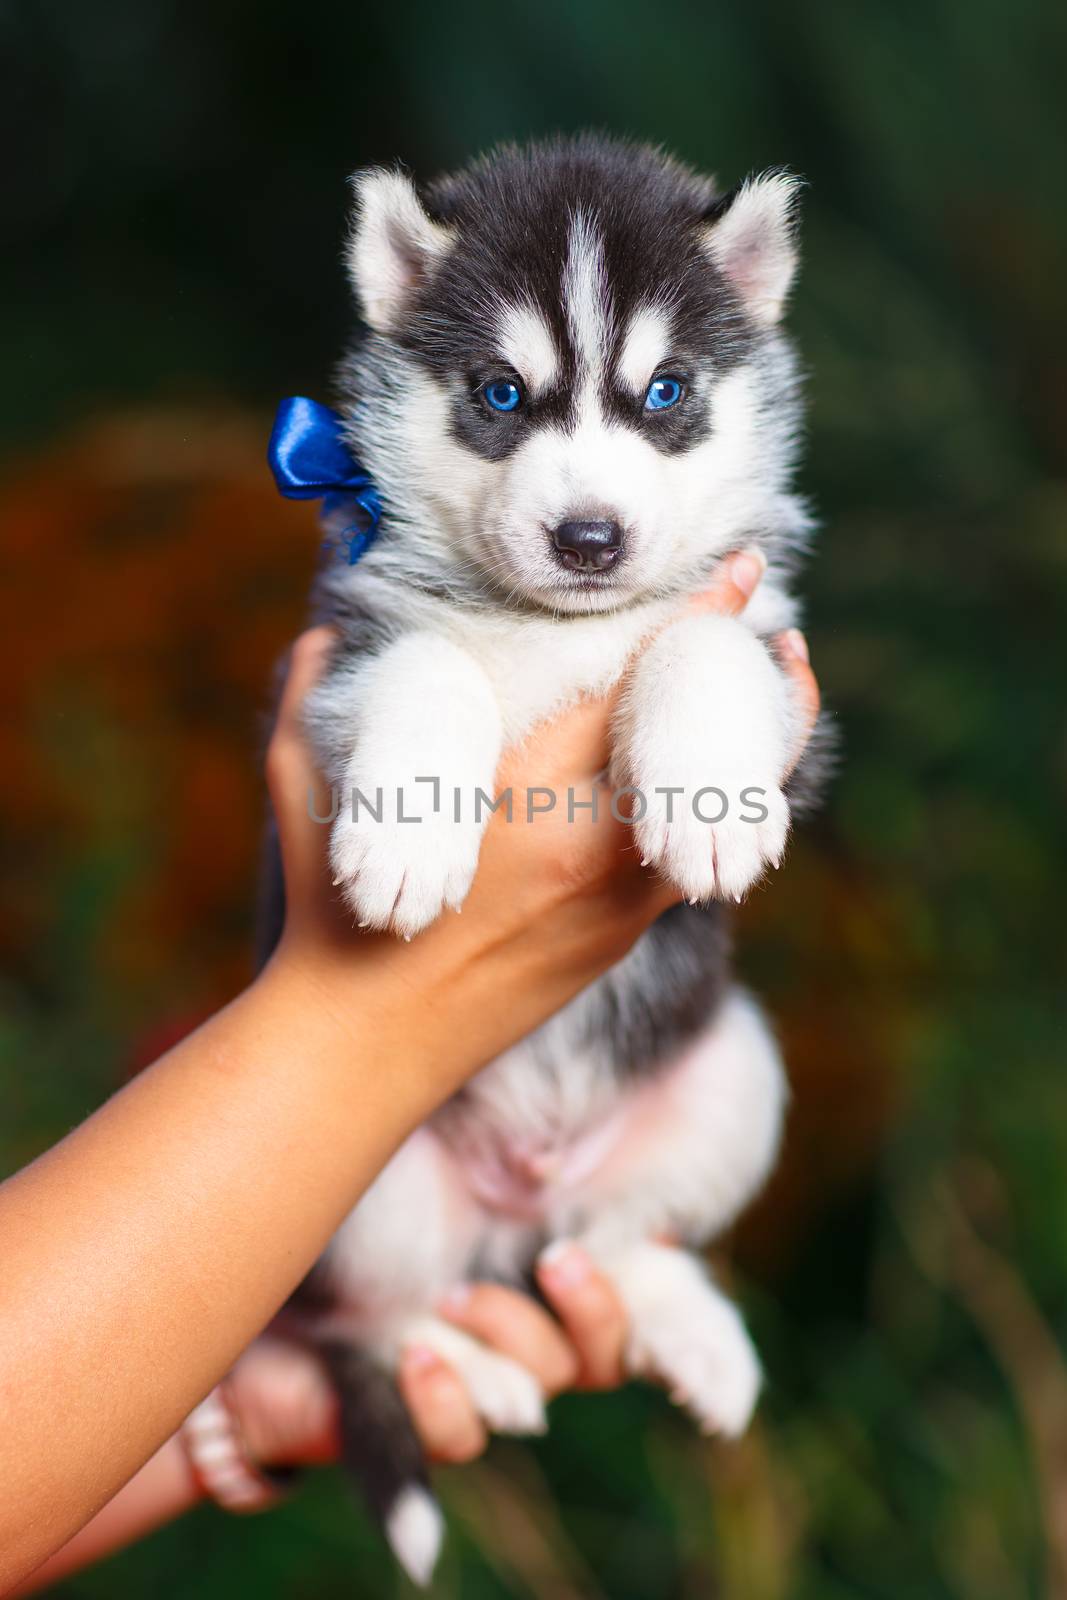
[0, 959, 444, 1589]
[8, 1440, 200, 1597]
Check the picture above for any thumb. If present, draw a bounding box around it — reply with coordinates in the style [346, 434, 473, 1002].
[687, 547, 767, 619]
[264, 627, 337, 893]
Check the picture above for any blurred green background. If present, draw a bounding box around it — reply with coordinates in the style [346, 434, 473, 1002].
[2, 1, 1066, 1595]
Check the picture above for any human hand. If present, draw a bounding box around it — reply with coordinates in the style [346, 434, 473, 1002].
[262, 550, 819, 1103]
[226, 1248, 628, 1469]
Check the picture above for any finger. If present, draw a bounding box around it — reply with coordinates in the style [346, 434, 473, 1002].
[265, 627, 336, 882]
[273, 626, 337, 742]
[686, 547, 766, 620]
[776, 629, 820, 773]
[226, 1336, 339, 1467]
[437, 1284, 579, 1396]
[398, 1345, 488, 1464]
[535, 1243, 628, 1391]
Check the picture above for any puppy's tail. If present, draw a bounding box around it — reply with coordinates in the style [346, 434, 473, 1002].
[317, 1339, 444, 1586]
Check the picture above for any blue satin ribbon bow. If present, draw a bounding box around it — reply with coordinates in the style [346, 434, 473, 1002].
[267, 395, 383, 565]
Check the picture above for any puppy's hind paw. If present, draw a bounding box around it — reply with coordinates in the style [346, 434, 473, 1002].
[396, 1316, 547, 1436]
[630, 1297, 761, 1438]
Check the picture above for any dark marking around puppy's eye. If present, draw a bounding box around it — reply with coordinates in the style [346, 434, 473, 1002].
[390, 139, 766, 461]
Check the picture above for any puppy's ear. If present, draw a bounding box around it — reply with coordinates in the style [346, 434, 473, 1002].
[701, 170, 803, 327]
[346, 168, 453, 333]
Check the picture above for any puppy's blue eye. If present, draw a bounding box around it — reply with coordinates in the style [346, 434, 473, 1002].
[645, 377, 683, 411]
[484, 379, 522, 413]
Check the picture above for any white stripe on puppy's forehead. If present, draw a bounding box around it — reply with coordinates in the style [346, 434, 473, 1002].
[563, 208, 611, 373]
[496, 302, 560, 395]
[618, 305, 672, 393]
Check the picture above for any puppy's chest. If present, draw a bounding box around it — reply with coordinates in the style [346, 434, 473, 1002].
[439, 603, 674, 737]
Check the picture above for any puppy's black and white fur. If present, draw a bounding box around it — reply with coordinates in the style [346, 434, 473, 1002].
[265, 136, 830, 1585]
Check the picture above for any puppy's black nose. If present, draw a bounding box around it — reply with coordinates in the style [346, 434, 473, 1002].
[551, 519, 624, 572]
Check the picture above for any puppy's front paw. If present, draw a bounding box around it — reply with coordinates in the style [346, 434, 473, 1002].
[628, 1292, 761, 1438]
[632, 776, 790, 904]
[330, 805, 482, 938]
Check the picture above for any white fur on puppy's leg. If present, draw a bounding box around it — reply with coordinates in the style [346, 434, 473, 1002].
[386, 1486, 445, 1588]
[604, 1241, 761, 1437]
[613, 612, 794, 903]
[320, 632, 503, 937]
[394, 1315, 547, 1436]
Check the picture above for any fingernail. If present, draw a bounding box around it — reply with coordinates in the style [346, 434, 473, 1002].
[400, 1344, 441, 1374]
[537, 1240, 591, 1291]
[782, 628, 809, 663]
[437, 1283, 472, 1315]
[731, 548, 766, 599]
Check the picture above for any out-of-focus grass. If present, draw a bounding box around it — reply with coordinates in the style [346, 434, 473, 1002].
[2, 0, 1065, 1594]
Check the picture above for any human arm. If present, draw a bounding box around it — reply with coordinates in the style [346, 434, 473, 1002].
[8, 1251, 629, 1596]
[0, 551, 816, 1590]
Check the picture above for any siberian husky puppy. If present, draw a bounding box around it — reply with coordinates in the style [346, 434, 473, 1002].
[265, 135, 830, 1584]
